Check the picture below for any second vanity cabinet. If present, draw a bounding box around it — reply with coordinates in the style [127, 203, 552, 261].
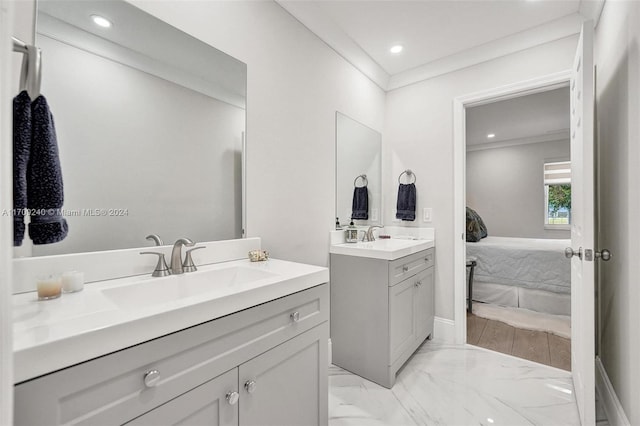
[15, 284, 329, 426]
[330, 248, 434, 388]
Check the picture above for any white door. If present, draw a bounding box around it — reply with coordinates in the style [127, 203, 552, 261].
[568, 21, 595, 425]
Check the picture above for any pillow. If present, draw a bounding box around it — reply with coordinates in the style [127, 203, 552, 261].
[466, 207, 488, 242]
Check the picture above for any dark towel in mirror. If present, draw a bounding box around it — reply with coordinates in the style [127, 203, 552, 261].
[396, 183, 416, 221]
[27, 95, 68, 244]
[13, 91, 32, 246]
[351, 186, 369, 220]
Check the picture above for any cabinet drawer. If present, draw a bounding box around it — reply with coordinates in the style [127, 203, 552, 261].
[388, 248, 434, 286]
[14, 284, 328, 426]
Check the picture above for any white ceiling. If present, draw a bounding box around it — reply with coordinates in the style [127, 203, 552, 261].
[466, 86, 570, 148]
[278, 0, 604, 90]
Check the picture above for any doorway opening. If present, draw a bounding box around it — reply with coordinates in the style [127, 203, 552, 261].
[452, 71, 573, 367]
[464, 86, 572, 370]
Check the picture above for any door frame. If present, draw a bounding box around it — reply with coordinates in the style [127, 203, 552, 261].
[452, 70, 572, 344]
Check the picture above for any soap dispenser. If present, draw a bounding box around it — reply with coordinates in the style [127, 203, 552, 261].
[345, 221, 358, 243]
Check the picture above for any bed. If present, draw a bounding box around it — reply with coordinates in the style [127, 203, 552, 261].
[466, 236, 571, 316]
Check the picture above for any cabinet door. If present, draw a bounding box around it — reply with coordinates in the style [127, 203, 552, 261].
[414, 267, 435, 342]
[126, 368, 238, 426]
[389, 277, 417, 363]
[239, 324, 328, 426]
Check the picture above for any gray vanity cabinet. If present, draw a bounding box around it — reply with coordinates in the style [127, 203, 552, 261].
[331, 248, 434, 388]
[15, 284, 329, 426]
[127, 368, 239, 426]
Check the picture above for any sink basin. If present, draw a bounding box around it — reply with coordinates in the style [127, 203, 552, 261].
[103, 266, 278, 309]
[330, 238, 434, 260]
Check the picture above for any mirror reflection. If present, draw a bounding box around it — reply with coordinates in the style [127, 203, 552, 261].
[19, 0, 247, 257]
[335, 112, 382, 227]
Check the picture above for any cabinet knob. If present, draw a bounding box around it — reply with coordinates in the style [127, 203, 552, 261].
[290, 311, 300, 322]
[417, 280, 423, 286]
[226, 391, 240, 405]
[244, 380, 257, 394]
[402, 265, 409, 272]
[143, 369, 161, 388]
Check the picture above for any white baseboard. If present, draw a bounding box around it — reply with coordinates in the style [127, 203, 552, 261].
[596, 356, 630, 426]
[434, 316, 456, 343]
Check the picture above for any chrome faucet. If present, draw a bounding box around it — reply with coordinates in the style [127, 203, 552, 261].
[364, 225, 383, 242]
[170, 238, 195, 274]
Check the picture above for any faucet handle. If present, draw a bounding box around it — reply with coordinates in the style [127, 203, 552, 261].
[145, 234, 164, 246]
[140, 251, 171, 277]
[182, 246, 205, 273]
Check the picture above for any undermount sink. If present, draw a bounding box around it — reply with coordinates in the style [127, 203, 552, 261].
[103, 266, 278, 309]
[330, 238, 434, 260]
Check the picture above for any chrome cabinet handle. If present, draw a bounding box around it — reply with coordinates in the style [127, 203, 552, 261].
[402, 265, 409, 272]
[244, 380, 257, 394]
[143, 370, 161, 388]
[226, 391, 239, 405]
[290, 311, 300, 322]
[564, 247, 583, 260]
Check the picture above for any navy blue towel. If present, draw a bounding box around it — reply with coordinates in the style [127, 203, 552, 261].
[27, 95, 68, 244]
[13, 91, 32, 246]
[396, 183, 416, 221]
[351, 186, 369, 220]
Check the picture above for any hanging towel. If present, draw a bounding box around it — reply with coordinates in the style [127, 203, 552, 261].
[351, 186, 369, 220]
[27, 95, 68, 244]
[396, 183, 416, 221]
[13, 91, 32, 246]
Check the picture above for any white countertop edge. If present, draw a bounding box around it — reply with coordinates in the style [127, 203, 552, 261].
[13, 259, 328, 383]
[329, 239, 435, 260]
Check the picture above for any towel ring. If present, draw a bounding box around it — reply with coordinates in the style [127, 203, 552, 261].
[398, 169, 416, 184]
[354, 174, 368, 188]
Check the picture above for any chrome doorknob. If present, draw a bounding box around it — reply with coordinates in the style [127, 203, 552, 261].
[595, 249, 612, 261]
[143, 370, 161, 388]
[244, 380, 257, 393]
[226, 391, 239, 405]
[564, 247, 583, 259]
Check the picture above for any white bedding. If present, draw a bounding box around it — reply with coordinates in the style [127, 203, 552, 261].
[466, 236, 571, 294]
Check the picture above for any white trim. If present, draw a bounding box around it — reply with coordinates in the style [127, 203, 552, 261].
[466, 131, 569, 152]
[0, 0, 15, 421]
[453, 70, 572, 345]
[596, 356, 630, 426]
[433, 316, 456, 344]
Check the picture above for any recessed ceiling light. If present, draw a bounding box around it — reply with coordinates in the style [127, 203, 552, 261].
[390, 45, 403, 54]
[487, 133, 496, 138]
[91, 14, 112, 28]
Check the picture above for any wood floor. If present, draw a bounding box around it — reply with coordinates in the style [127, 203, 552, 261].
[467, 312, 571, 371]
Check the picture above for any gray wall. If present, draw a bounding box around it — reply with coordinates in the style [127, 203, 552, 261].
[466, 140, 571, 239]
[595, 0, 640, 423]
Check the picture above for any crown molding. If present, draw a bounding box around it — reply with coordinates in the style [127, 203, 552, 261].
[276, 0, 390, 90]
[466, 130, 570, 152]
[389, 13, 583, 90]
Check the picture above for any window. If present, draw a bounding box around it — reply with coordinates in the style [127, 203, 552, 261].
[544, 161, 571, 227]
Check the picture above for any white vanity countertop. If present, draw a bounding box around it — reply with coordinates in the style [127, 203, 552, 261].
[330, 238, 435, 260]
[12, 258, 328, 383]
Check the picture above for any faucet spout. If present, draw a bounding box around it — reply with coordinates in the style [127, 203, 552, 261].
[171, 238, 194, 274]
[364, 225, 384, 242]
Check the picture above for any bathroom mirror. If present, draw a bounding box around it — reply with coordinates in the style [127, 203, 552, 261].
[17, 0, 247, 257]
[335, 112, 382, 227]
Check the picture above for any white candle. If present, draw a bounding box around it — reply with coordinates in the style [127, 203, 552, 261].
[37, 274, 62, 300]
[62, 271, 84, 293]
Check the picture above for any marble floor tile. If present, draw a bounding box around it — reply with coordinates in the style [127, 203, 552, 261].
[329, 340, 581, 426]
